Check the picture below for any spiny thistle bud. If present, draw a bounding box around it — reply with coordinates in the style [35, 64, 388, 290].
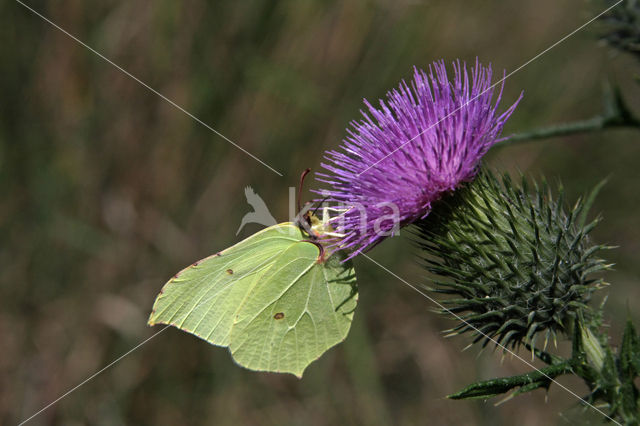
[598, 0, 640, 61]
[415, 170, 611, 350]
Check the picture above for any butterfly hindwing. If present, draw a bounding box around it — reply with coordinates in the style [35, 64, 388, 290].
[229, 243, 357, 377]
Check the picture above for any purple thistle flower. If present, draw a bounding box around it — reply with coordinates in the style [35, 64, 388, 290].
[315, 59, 522, 257]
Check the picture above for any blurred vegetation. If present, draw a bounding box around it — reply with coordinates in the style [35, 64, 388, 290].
[2, 1, 639, 425]
[598, 0, 640, 62]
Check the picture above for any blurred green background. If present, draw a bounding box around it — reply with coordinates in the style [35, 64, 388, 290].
[2, 1, 639, 425]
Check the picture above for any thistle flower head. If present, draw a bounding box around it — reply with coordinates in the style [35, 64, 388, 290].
[415, 170, 611, 350]
[315, 59, 521, 257]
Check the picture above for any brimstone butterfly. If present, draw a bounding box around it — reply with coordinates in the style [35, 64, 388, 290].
[148, 172, 358, 378]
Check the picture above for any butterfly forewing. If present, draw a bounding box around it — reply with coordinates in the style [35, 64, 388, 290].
[148, 223, 304, 346]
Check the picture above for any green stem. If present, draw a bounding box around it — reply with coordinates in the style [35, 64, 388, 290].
[495, 113, 640, 148]
[448, 361, 573, 400]
[495, 83, 640, 148]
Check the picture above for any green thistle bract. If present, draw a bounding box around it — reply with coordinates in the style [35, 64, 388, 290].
[415, 170, 611, 350]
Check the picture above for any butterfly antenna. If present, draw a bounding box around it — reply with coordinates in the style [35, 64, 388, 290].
[297, 168, 311, 214]
[311, 195, 331, 216]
